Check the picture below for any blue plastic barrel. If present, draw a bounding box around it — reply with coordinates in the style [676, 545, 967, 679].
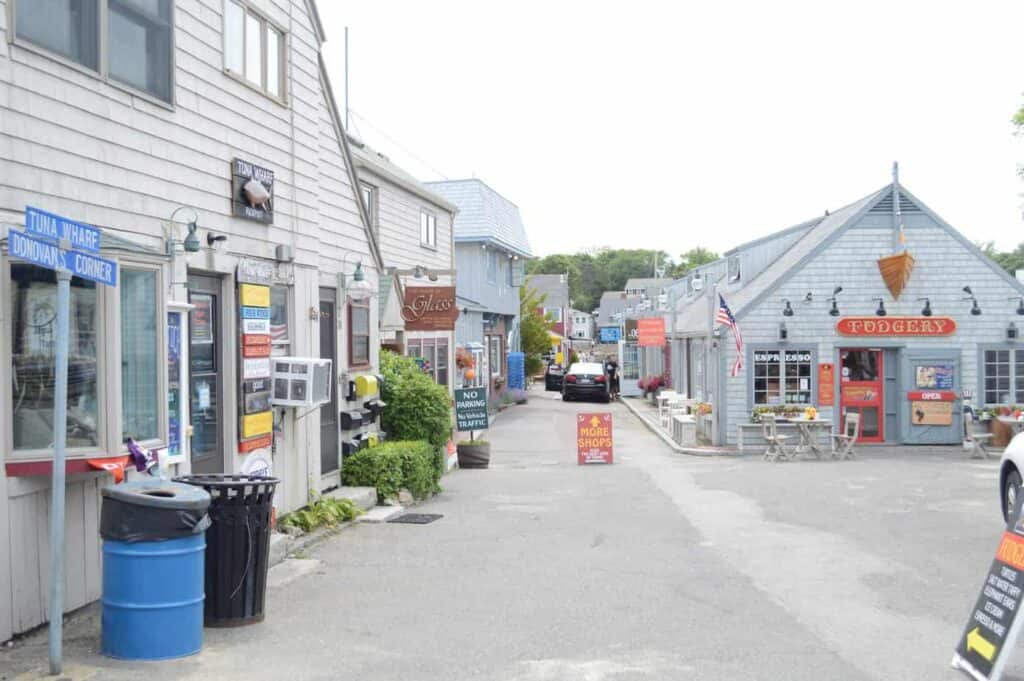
[100, 480, 211, 660]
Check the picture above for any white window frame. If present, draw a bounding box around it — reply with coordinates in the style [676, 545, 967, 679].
[117, 262, 168, 451]
[222, 0, 288, 104]
[488, 335, 503, 377]
[8, 0, 178, 109]
[361, 182, 378, 238]
[420, 210, 437, 249]
[980, 347, 1024, 405]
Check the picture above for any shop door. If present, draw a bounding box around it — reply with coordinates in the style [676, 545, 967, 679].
[840, 349, 884, 443]
[618, 341, 641, 397]
[319, 288, 339, 481]
[188, 274, 225, 474]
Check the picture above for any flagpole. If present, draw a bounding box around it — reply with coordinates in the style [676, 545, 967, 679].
[709, 281, 719, 446]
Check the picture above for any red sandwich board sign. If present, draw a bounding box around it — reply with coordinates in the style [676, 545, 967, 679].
[953, 492, 1024, 680]
[577, 413, 613, 464]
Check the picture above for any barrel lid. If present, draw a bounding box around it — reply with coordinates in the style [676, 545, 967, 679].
[101, 479, 211, 512]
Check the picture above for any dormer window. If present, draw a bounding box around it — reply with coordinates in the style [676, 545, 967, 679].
[728, 255, 742, 283]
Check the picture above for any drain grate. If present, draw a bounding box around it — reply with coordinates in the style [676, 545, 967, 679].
[387, 513, 443, 524]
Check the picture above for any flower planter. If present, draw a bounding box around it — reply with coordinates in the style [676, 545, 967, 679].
[457, 441, 491, 469]
[992, 418, 1014, 448]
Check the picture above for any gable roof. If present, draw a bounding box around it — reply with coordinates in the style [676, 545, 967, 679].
[348, 136, 457, 214]
[424, 179, 532, 257]
[713, 181, 1024, 329]
[720, 185, 891, 323]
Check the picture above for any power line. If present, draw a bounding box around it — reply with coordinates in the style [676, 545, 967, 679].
[348, 109, 449, 180]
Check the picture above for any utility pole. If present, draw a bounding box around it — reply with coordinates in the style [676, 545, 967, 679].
[344, 27, 350, 130]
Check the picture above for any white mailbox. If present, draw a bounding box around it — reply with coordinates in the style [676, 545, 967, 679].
[271, 357, 332, 407]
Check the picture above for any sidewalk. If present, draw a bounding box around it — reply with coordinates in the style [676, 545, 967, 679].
[619, 396, 735, 456]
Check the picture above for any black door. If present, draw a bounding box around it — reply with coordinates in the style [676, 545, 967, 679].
[188, 274, 224, 474]
[319, 288, 339, 477]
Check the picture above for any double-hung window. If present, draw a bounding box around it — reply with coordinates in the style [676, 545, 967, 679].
[982, 349, 1024, 404]
[348, 299, 370, 367]
[14, 0, 174, 103]
[488, 336, 503, 377]
[753, 349, 813, 405]
[420, 211, 436, 248]
[225, 1, 285, 100]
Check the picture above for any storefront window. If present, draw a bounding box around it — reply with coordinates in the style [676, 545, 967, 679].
[754, 349, 812, 405]
[11, 264, 99, 450]
[985, 350, 1013, 404]
[271, 286, 290, 356]
[121, 269, 159, 441]
[842, 350, 878, 381]
[407, 337, 450, 386]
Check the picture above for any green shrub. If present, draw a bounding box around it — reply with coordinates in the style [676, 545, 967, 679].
[379, 351, 452, 453]
[341, 440, 441, 501]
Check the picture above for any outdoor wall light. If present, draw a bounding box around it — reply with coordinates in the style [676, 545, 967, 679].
[1009, 322, 1019, 341]
[963, 287, 981, 316]
[167, 206, 202, 254]
[340, 261, 374, 302]
[206, 232, 227, 248]
[782, 299, 794, 317]
[803, 292, 813, 304]
[917, 297, 932, 317]
[874, 298, 887, 317]
[778, 322, 788, 341]
[1010, 297, 1024, 315]
[827, 286, 842, 317]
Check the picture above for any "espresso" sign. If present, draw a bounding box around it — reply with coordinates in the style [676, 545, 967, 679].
[402, 286, 459, 331]
[836, 316, 957, 337]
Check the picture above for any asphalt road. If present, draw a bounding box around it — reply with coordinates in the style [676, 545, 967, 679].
[1, 390, 1016, 680]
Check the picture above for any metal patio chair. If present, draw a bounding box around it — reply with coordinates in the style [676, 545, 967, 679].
[963, 413, 995, 460]
[831, 412, 860, 460]
[762, 414, 791, 462]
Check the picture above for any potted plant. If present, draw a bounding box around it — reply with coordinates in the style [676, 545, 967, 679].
[457, 438, 491, 469]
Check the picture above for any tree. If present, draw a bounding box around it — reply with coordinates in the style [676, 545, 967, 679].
[672, 246, 719, 277]
[520, 286, 555, 376]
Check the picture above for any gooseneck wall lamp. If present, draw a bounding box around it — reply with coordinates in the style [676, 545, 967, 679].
[917, 298, 932, 317]
[874, 298, 887, 317]
[1011, 297, 1024, 316]
[963, 286, 982, 316]
[828, 286, 842, 317]
[167, 206, 201, 254]
[782, 299, 794, 317]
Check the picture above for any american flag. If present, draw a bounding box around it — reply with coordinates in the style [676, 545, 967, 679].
[716, 295, 743, 377]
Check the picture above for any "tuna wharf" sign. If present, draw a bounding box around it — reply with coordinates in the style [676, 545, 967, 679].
[837, 316, 957, 337]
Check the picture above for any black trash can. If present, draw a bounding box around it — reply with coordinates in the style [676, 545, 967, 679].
[174, 474, 279, 627]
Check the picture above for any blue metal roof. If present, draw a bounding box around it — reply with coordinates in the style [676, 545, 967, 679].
[424, 179, 533, 257]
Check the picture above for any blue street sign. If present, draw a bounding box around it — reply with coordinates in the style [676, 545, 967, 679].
[25, 206, 101, 253]
[9, 229, 118, 286]
[241, 306, 271, 320]
[599, 326, 622, 343]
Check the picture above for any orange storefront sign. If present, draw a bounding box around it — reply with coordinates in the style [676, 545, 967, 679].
[637, 318, 666, 347]
[836, 316, 956, 336]
[818, 363, 835, 407]
[577, 413, 613, 465]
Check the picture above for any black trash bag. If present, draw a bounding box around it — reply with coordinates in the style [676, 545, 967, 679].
[100, 480, 212, 543]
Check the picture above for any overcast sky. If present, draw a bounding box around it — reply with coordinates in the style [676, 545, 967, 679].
[319, 1, 1024, 259]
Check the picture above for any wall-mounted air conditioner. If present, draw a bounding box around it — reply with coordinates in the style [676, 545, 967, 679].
[272, 357, 332, 407]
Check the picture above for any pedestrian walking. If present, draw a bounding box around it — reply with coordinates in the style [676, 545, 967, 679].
[603, 355, 619, 400]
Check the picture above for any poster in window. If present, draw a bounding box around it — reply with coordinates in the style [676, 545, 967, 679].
[191, 294, 214, 344]
[167, 312, 184, 464]
[915, 364, 954, 389]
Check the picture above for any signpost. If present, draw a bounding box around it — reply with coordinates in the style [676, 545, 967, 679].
[455, 388, 489, 433]
[953, 495, 1024, 680]
[577, 413, 613, 464]
[8, 207, 118, 675]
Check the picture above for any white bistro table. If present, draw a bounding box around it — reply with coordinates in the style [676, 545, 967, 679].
[791, 418, 833, 459]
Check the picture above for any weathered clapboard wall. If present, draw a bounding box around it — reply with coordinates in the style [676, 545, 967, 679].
[0, 0, 378, 639]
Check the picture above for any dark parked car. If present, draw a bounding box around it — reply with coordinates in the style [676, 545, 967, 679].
[562, 362, 610, 403]
[544, 362, 564, 391]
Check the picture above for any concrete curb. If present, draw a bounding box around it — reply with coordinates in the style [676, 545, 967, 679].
[619, 398, 739, 457]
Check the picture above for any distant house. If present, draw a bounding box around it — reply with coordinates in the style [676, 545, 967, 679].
[569, 309, 595, 342]
[624, 277, 674, 311]
[425, 179, 532, 395]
